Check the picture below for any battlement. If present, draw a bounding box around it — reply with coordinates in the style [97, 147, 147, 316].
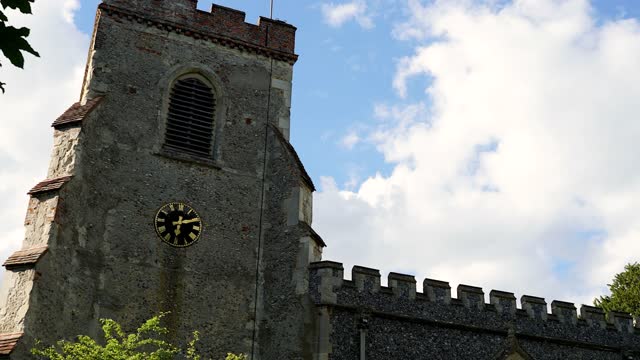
[309, 261, 640, 345]
[100, 0, 297, 62]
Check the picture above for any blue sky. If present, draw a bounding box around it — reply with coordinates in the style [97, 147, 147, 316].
[2, 0, 640, 307]
[60, 0, 640, 189]
[73, 0, 413, 188]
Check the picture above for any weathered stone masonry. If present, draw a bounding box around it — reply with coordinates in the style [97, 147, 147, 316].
[0, 1, 321, 359]
[0, 1, 639, 359]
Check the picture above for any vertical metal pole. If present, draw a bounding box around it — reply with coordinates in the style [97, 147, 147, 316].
[250, 11, 275, 360]
[359, 317, 368, 360]
[270, 0, 274, 19]
[359, 329, 366, 360]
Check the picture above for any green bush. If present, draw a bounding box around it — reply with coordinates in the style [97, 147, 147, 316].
[31, 313, 246, 360]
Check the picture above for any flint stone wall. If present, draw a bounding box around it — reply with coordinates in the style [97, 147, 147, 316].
[310, 261, 640, 359]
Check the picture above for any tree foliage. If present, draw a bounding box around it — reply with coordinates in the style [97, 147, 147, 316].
[0, 0, 39, 93]
[31, 313, 247, 360]
[594, 262, 640, 317]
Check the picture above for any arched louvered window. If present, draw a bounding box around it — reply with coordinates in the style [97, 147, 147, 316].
[163, 76, 216, 157]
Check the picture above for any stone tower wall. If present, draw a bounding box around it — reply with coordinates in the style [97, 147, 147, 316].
[0, 2, 321, 359]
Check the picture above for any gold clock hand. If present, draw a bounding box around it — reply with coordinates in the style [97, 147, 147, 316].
[174, 216, 183, 236]
[180, 218, 201, 224]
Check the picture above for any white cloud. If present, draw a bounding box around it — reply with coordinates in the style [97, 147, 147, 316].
[0, 1, 88, 272]
[340, 130, 361, 149]
[62, 0, 81, 24]
[321, 0, 374, 29]
[314, 0, 640, 306]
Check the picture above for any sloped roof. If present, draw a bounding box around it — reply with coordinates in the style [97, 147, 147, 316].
[0, 333, 22, 355]
[51, 96, 104, 128]
[299, 221, 326, 248]
[270, 124, 315, 191]
[27, 176, 72, 195]
[3, 246, 48, 269]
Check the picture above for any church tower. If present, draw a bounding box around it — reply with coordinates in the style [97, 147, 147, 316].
[0, 1, 323, 358]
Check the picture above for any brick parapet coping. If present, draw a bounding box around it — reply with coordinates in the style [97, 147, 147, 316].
[99, 3, 298, 64]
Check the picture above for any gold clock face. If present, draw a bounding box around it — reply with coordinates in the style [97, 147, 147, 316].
[154, 202, 202, 247]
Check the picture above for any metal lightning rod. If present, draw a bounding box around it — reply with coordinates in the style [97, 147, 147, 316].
[250, 2, 276, 358]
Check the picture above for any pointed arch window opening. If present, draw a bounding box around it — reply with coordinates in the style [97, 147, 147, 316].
[163, 76, 216, 158]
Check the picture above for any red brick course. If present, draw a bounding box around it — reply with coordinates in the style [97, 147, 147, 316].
[100, 2, 298, 63]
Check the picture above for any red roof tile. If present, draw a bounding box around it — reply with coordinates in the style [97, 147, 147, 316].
[0, 333, 22, 355]
[51, 96, 104, 128]
[27, 176, 72, 195]
[3, 247, 48, 269]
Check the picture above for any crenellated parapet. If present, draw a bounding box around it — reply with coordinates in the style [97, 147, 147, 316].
[309, 260, 640, 357]
[99, 0, 297, 63]
[309, 261, 343, 304]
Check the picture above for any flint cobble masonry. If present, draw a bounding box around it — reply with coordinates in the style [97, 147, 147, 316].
[310, 261, 640, 359]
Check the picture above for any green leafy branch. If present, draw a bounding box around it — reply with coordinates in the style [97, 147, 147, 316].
[594, 262, 640, 318]
[0, 0, 40, 93]
[31, 313, 247, 360]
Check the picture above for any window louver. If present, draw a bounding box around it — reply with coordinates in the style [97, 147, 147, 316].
[164, 78, 216, 157]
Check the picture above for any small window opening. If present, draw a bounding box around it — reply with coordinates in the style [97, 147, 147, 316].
[163, 76, 216, 158]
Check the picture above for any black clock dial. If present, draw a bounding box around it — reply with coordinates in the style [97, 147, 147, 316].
[154, 202, 202, 247]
